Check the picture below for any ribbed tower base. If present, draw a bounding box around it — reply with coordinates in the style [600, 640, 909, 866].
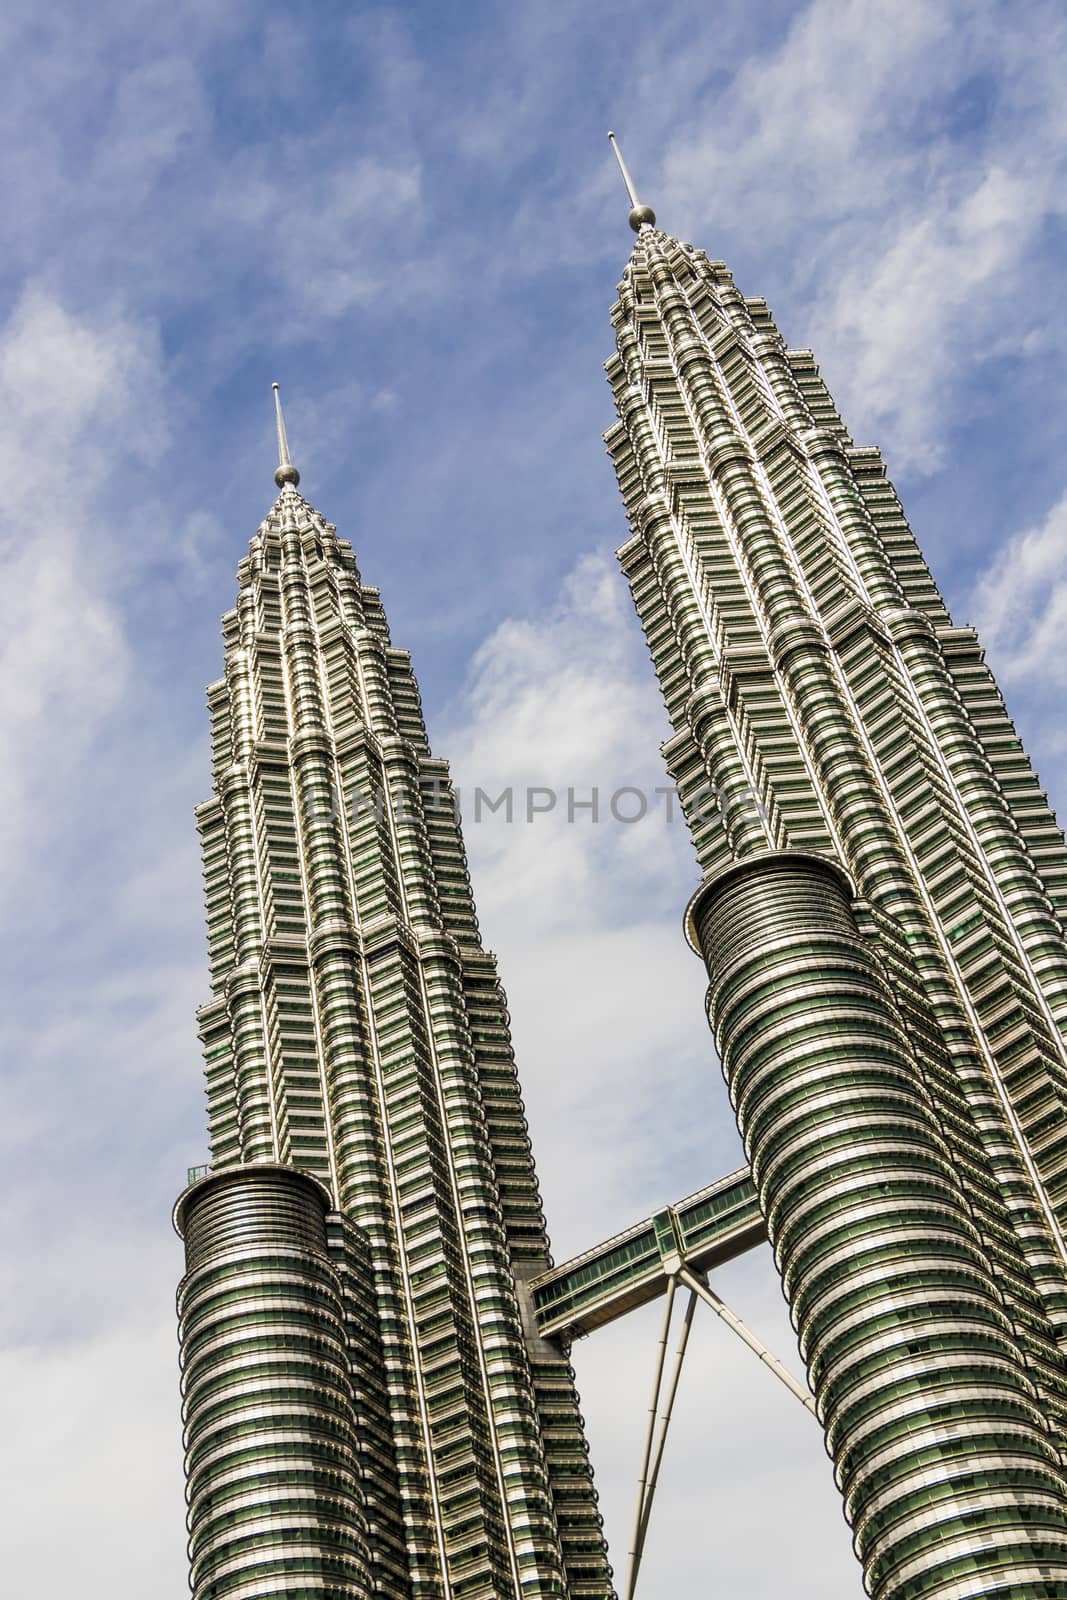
[175, 1166, 372, 1600]
[689, 853, 1067, 1600]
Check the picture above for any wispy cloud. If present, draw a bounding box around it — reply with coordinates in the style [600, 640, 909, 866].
[0, 288, 168, 867]
[444, 552, 712, 1222]
[971, 488, 1067, 685]
[657, 0, 1067, 474]
[969, 487, 1067, 804]
[445, 553, 687, 926]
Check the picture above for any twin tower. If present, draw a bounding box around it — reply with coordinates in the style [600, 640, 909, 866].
[173, 155, 1067, 1600]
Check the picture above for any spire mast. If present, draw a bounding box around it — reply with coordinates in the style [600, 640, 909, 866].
[607, 131, 657, 232]
[272, 382, 301, 488]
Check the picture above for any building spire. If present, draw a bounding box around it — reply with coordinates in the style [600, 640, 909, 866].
[272, 382, 301, 489]
[607, 131, 656, 233]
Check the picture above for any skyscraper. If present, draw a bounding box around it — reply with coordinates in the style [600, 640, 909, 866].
[597, 137, 1067, 1599]
[172, 136, 1067, 1600]
[172, 394, 613, 1599]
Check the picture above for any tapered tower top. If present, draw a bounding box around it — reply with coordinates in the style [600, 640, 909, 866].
[608, 131, 656, 232]
[272, 382, 300, 488]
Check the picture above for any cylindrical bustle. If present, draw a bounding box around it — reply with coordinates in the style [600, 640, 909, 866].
[175, 1165, 371, 1600]
[688, 852, 1067, 1600]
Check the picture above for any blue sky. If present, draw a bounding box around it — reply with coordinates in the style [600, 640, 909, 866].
[2, 0, 1067, 1595]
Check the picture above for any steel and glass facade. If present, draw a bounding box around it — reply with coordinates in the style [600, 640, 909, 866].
[604, 209, 1067, 1598]
[172, 190, 1067, 1600]
[174, 470, 612, 1599]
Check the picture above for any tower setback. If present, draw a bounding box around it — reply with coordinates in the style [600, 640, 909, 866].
[603, 177, 1067, 1600]
[173, 410, 613, 1600]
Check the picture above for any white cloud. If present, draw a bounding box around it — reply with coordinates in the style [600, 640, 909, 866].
[971, 488, 1067, 687]
[654, 0, 1067, 475]
[442, 551, 720, 1234]
[0, 288, 169, 867]
[0, 1236, 187, 1600]
[804, 155, 1063, 473]
[442, 549, 861, 1595]
[92, 54, 210, 205]
[0, 7, 437, 352]
[212, 148, 426, 321]
[0, 274, 206, 1600]
[0, 288, 165, 498]
[445, 553, 691, 928]
[968, 488, 1067, 805]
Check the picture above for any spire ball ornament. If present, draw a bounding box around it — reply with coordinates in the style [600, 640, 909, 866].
[607, 131, 656, 232]
[272, 382, 300, 488]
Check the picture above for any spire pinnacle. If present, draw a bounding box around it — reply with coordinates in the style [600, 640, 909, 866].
[272, 383, 300, 489]
[607, 131, 656, 232]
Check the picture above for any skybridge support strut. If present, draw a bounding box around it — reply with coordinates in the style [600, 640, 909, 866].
[677, 1266, 817, 1417]
[535, 1180, 818, 1594]
[624, 1276, 677, 1600]
[624, 1260, 816, 1597]
[625, 1284, 698, 1600]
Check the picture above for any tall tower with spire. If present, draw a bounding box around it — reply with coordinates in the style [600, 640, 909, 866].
[598, 135, 1067, 1599]
[172, 395, 614, 1600]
